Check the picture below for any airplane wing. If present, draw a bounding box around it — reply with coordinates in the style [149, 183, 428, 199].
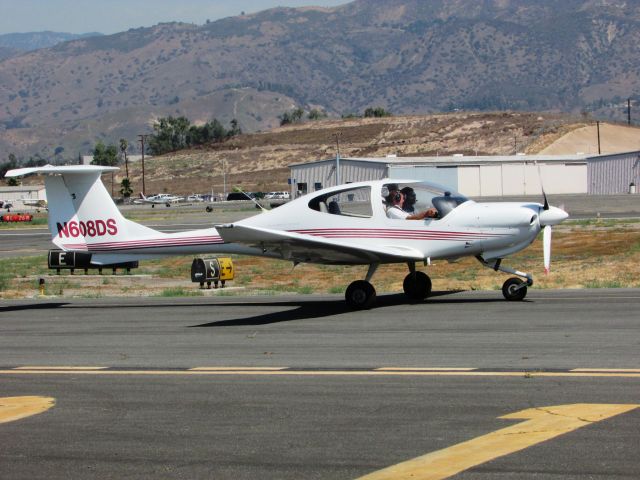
[216, 224, 425, 265]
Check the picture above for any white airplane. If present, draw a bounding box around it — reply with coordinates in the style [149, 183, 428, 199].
[21, 198, 48, 209]
[5, 165, 568, 308]
[135, 192, 184, 207]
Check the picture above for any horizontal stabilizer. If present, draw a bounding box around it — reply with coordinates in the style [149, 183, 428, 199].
[5, 165, 118, 178]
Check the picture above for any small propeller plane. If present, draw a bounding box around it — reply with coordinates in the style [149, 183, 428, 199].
[134, 192, 184, 207]
[5, 165, 568, 308]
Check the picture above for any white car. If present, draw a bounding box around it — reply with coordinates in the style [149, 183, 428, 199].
[265, 191, 290, 200]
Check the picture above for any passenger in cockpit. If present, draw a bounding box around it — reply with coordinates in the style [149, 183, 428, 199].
[386, 186, 437, 220]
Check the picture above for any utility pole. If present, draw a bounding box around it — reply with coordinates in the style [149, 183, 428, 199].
[628, 98, 632, 126]
[332, 132, 342, 186]
[222, 159, 227, 200]
[138, 134, 149, 195]
[596, 121, 601, 154]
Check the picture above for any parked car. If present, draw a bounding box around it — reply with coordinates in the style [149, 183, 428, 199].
[226, 192, 255, 201]
[264, 191, 290, 200]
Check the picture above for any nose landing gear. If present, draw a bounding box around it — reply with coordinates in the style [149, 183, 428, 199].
[477, 256, 533, 301]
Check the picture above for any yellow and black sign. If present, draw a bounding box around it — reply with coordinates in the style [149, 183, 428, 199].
[190, 257, 234, 283]
[217, 257, 234, 280]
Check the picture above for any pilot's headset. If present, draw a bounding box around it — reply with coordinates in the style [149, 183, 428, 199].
[383, 184, 401, 204]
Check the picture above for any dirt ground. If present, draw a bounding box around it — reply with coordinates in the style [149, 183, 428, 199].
[540, 122, 640, 155]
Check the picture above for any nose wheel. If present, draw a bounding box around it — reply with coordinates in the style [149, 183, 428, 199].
[345, 280, 376, 309]
[502, 277, 528, 301]
[403, 271, 432, 300]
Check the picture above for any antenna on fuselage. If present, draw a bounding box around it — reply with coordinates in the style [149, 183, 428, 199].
[232, 186, 267, 212]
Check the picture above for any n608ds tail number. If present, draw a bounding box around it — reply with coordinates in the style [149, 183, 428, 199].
[56, 219, 117, 238]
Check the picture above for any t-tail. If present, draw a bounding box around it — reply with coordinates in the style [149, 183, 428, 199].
[4, 165, 262, 264]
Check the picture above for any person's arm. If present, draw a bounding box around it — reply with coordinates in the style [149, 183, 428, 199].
[406, 208, 438, 220]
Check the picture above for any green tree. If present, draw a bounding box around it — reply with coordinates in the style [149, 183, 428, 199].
[279, 107, 305, 126]
[148, 116, 192, 155]
[364, 107, 392, 118]
[119, 138, 129, 178]
[120, 177, 133, 199]
[308, 109, 327, 121]
[91, 141, 118, 166]
[1, 153, 19, 183]
[228, 118, 242, 137]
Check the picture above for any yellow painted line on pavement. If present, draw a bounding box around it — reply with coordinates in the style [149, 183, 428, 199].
[355, 403, 640, 480]
[0, 369, 639, 378]
[0, 396, 55, 424]
[13, 366, 107, 371]
[376, 367, 476, 371]
[189, 367, 287, 371]
[571, 368, 640, 373]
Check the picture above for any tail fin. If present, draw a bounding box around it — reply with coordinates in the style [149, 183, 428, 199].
[5, 165, 160, 252]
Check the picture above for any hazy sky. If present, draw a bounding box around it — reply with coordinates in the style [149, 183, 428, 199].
[0, 0, 352, 35]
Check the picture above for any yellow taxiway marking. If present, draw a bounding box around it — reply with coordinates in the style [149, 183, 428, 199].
[356, 403, 639, 480]
[571, 368, 640, 373]
[1, 369, 640, 378]
[376, 367, 476, 371]
[189, 367, 287, 371]
[0, 396, 55, 424]
[13, 366, 107, 371]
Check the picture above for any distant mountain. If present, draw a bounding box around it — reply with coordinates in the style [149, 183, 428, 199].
[1, 0, 639, 161]
[0, 31, 103, 52]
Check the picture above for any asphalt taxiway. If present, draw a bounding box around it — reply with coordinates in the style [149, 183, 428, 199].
[1, 289, 639, 479]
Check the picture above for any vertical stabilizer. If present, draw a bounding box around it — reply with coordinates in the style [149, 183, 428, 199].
[5, 166, 160, 252]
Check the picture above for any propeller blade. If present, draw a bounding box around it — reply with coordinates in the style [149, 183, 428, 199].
[536, 162, 549, 210]
[543, 225, 552, 274]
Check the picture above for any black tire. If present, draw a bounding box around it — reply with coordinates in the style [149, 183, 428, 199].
[205, 206, 213, 213]
[165, 203, 171, 207]
[502, 277, 527, 301]
[345, 280, 376, 309]
[403, 271, 432, 300]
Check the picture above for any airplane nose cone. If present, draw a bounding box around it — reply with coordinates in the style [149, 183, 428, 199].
[539, 206, 569, 226]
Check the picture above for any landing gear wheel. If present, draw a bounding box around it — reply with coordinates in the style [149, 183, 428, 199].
[345, 280, 376, 309]
[502, 277, 527, 301]
[403, 271, 432, 300]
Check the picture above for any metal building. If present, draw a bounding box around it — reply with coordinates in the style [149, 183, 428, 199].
[289, 151, 640, 198]
[0, 185, 47, 205]
[587, 151, 640, 194]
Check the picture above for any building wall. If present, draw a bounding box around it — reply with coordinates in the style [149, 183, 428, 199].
[457, 163, 587, 196]
[588, 151, 640, 194]
[290, 160, 386, 196]
[0, 186, 46, 202]
[388, 165, 458, 189]
[291, 153, 639, 197]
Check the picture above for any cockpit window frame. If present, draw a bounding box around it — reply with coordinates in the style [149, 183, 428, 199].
[308, 185, 373, 218]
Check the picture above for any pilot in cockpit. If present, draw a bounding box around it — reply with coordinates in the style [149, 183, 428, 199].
[386, 185, 438, 220]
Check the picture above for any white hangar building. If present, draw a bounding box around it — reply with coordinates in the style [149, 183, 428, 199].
[288, 151, 640, 198]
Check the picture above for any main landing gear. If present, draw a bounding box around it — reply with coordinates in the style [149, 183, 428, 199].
[476, 256, 533, 301]
[345, 263, 378, 309]
[345, 262, 432, 308]
[403, 262, 432, 300]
